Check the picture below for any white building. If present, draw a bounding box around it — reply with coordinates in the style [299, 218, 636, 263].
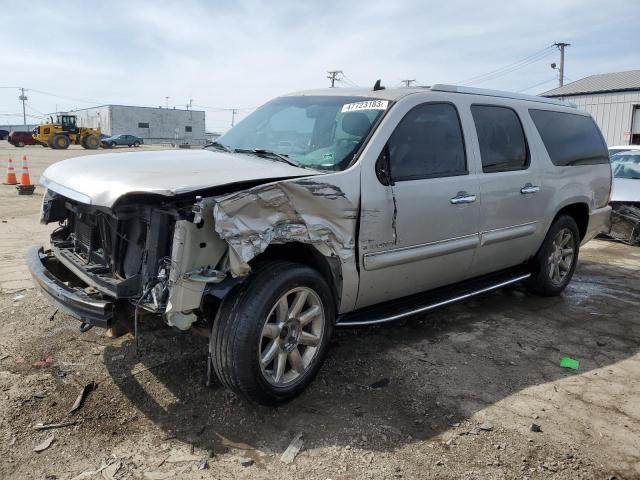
[542, 70, 640, 146]
[70, 105, 207, 145]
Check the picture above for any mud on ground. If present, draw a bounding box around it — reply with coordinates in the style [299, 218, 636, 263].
[0, 240, 638, 479]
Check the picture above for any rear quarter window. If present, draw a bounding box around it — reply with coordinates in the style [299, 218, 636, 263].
[529, 109, 609, 166]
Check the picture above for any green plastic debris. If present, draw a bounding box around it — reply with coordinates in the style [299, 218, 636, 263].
[560, 357, 580, 370]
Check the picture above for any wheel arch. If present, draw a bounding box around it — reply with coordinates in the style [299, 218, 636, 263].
[248, 242, 343, 315]
[551, 202, 589, 241]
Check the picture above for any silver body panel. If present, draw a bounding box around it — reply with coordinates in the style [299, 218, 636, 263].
[38, 86, 612, 320]
[40, 149, 317, 208]
[611, 178, 639, 203]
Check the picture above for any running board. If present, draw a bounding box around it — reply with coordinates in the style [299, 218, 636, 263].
[337, 269, 531, 327]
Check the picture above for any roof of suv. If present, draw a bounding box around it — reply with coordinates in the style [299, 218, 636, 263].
[285, 84, 575, 108]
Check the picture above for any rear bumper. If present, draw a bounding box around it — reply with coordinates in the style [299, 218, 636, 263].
[27, 246, 114, 328]
[583, 205, 612, 244]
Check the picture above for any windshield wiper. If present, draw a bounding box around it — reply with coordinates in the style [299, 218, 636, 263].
[234, 148, 302, 168]
[204, 141, 231, 152]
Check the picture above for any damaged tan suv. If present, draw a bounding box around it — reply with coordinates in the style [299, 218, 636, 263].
[29, 84, 612, 405]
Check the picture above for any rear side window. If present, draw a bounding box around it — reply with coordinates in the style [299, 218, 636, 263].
[529, 109, 609, 166]
[388, 103, 467, 181]
[471, 105, 528, 172]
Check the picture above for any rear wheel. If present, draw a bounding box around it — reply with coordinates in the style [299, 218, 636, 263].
[210, 261, 334, 405]
[133, 141, 140, 147]
[51, 134, 70, 150]
[83, 134, 100, 149]
[526, 215, 580, 296]
[16, 141, 24, 147]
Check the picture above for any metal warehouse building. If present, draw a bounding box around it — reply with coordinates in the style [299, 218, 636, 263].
[70, 105, 207, 145]
[542, 70, 640, 147]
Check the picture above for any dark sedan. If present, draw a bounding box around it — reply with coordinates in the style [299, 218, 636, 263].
[101, 134, 143, 148]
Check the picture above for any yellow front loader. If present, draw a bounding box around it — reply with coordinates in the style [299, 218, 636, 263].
[33, 114, 101, 149]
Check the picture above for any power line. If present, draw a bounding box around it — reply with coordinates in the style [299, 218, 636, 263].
[517, 76, 558, 93]
[455, 45, 555, 86]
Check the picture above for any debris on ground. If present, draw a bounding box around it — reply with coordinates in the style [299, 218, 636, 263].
[280, 432, 304, 464]
[32, 356, 55, 367]
[33, 434, 55, 452]
[560, 357, 580, 370]
[239, 456, 254, 467]
[34, 421, 78, 431]
[478, 421, 493, 431]
[12, 294, 26, 301]
[531, 423, 542, 432]
[69, 381, 97, 414]
[608, 204, 640, 246]
[369, 378, 390, 389]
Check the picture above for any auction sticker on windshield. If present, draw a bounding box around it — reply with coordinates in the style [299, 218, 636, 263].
[341, 100, 389, 113]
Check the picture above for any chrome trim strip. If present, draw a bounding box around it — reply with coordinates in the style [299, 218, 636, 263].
[480, 222, 537, 246]
[363, 233, 479, 271]
[337, 273, 531, 326]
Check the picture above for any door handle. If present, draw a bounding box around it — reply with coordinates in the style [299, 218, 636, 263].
[520, 183, 540, 195]
[450, 192, 477, 204]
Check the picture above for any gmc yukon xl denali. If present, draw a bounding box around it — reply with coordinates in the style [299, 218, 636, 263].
[29, 84, 612, 405]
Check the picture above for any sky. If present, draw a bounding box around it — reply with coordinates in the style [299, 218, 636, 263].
[0, 0, 638, 132]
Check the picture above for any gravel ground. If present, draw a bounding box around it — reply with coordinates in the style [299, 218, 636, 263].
[0, 141, 639, 479]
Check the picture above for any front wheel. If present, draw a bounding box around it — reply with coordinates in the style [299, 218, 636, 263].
[526, 215, 580, 296]
[133, 141, 140, 147]
[210, 261, 334, 405]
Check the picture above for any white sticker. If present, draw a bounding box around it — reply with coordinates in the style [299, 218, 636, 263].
[341, 100, 389, 113]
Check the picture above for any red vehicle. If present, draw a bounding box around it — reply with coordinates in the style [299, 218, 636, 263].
[8, 131, 37, 147]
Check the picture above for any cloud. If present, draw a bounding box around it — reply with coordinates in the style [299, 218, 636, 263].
[0, 0, 637, 130]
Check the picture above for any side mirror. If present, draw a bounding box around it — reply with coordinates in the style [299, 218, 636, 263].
[375, 145, 394, 186]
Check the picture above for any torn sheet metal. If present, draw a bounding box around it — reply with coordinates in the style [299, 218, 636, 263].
[212, 179, 359, 278]
[165, 198, 227, 328]
[609, 204, 640, 246]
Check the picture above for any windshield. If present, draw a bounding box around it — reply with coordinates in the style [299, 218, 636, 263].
[611, 153, 640, 179]
[212, 95, 389, 171]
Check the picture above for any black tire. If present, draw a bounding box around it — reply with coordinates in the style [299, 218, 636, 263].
[110, 141, 116, 148]
[133, 141, 140, 147]
[526, 215, 580, 296]
[83, 134, 100, 149]
[17, 141, 24, 147]
[210, 261, 335, 405]
[51, 134, 70, 150]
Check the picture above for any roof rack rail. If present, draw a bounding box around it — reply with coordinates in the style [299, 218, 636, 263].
[430, 84, 577, 108]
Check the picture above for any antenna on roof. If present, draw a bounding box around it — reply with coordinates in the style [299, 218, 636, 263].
[373, 79, 385, 91]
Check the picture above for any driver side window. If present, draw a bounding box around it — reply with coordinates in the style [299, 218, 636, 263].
[388, 103, 467, 182]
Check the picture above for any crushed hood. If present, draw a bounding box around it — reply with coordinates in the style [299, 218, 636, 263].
[40, 149, 318, 207]
[611, 178, 640, 203]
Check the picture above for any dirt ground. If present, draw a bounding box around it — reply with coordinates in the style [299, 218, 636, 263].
[0, 141, 639, 480]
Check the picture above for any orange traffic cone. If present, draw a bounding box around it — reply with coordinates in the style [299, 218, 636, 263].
[16, 155, 35, 195]
[3, 157, 18, 185]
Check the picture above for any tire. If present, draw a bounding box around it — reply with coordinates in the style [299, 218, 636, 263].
[17, 141, 24, 147]
[83, 134, 100, 149]
[526, 215, 580, 296]
[110, 141, 116, 148]
[210, 261, 335, 405]
[51, 134, 70, 150]
[133, 141, 140, 147]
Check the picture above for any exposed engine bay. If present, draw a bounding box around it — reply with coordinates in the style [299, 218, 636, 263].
[40, 190, 228, 331]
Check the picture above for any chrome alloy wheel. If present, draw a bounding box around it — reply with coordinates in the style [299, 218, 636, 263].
[259, 287, 325, 386]
[548, 227, 575, 286]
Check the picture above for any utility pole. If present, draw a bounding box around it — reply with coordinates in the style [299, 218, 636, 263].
[400, 79, 416, 87]
[231, 108, 238, 127]
[165, 96, 169, 108]
[19, 87, 27, 127]
[553, 42, 570, 87]
[327, 70, 343, 88]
